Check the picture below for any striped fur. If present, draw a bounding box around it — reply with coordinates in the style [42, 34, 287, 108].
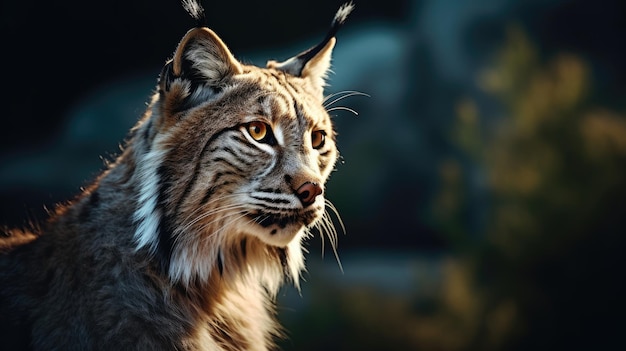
[0, 2, 354, 350]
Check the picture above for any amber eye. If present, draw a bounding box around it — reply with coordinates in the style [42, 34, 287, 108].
[311, 130, 326, 149]
[248, 121, 268, 141]
[246, 122, 276, 145]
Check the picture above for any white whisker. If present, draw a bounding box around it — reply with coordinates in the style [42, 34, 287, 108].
[322, 90, 350, 104]
[323, 90, 370, 108]
[179, 192, 245, 224]
[179, 203, 248, 235]
[326, 106, 360, 116]
[312, 199, 345, 273]
[324, 199, 346, 235]
[323, 210, 343, 273]
[199, 211, 249, 244]
[315, 221, 326, 259]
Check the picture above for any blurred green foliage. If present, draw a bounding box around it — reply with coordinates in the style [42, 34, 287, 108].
[434, 25, 626, 350]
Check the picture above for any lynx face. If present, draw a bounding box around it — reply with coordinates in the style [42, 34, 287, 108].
[159, 67, 338, 249]
[131, 23, 345, 285]
[231, 84, 337, 247]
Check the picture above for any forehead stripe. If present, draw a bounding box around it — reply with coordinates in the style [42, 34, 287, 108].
[293, 101, 310, 130]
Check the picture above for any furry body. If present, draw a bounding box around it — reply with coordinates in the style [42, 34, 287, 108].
[0, 2, 354, 350]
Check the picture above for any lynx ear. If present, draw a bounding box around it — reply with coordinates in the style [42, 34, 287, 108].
[267, 38, 336, 89]
[161, 27, 243, 91]
[267, 2, 354, 88]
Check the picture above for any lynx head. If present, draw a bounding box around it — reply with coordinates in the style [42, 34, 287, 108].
[131, 2, 354, 291]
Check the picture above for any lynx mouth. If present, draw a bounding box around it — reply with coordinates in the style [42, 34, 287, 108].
[242, 209, 321, 246]
[247, 210, 318, 229]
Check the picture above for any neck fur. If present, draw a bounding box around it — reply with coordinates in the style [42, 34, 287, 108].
[92, 100, 308, 349]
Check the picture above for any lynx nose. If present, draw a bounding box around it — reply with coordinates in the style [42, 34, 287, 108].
[296, 182, 323, 207]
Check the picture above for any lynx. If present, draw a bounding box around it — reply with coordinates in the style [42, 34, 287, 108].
[0, 1, 355, 349]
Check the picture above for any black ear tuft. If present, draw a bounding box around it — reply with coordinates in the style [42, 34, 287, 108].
[292, 1, 354, 75]
[181, 0, 207, 27]
[326, 1, 355, 44]
[267, 2, 354, 78]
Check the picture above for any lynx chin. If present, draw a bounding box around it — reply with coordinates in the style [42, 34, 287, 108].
[0, 1, 357, 350]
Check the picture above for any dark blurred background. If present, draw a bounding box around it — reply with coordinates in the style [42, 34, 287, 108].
[1, 0, 625, 350]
